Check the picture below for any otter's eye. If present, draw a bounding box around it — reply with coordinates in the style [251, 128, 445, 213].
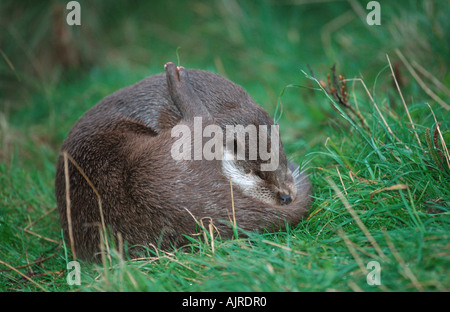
[255, 170, 265, 179]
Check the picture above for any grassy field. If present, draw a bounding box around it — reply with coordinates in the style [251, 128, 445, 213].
[0, 0, 449, 292]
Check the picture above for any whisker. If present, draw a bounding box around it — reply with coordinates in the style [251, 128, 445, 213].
[294, 170, 312, 186]
[294, 174, 308, 186]
[292, 167, 300, 178]
[299, 159, 313, 171]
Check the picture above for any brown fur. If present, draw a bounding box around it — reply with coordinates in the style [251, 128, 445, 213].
[55, 64, 312, 261]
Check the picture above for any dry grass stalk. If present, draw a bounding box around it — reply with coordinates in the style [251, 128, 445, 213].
[347, 280, 364, 292]
[23, 207, 61, 245]
[229, 179, 237, 230]
[0, 254, 57, 273]
[349, 170, 379, 184]
[63, 151, 112, 265]
[386, 54, 422, 148]
[369, 184, 409, 202]
[337, 229, 390, 291]
[261, 239, 308, 256]
[336, 228, 366, 273]
[336, 166, 347, 195]
[117, 232, 124, 264]
[412, 60, 450, 97]
[327, 177, 386, 260]
[426, 103, 450, 170]
[310, 65, 371, 134]
[395, 49, 449, 111]
[0, 260, 47, 292]
[344, 77, 404, 146]
[209, 222, 215, 254]
[383, 231, 424, 292]
[23, 229, 60, 245]
[309, 65, 410, 151]
[63, 152, 76, 260]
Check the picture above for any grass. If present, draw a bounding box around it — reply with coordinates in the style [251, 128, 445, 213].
[0, 0, 449, 292]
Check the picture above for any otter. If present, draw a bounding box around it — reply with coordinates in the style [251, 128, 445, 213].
[55, 63, 312, 261]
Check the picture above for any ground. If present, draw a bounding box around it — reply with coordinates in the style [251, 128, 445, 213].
[0, 0, 449, 292]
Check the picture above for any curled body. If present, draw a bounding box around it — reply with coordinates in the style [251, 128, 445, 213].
[55, 63, 312, 261]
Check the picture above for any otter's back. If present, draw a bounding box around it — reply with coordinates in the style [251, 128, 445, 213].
[70, 70, 274, 139]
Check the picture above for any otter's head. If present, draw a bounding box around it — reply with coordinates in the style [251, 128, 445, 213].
[221, 125, 299, 206]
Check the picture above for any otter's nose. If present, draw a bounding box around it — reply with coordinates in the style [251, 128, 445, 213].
[279, 194, 292, 205]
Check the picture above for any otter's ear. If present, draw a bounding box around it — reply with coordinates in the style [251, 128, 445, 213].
[164, 62, 211, 121]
